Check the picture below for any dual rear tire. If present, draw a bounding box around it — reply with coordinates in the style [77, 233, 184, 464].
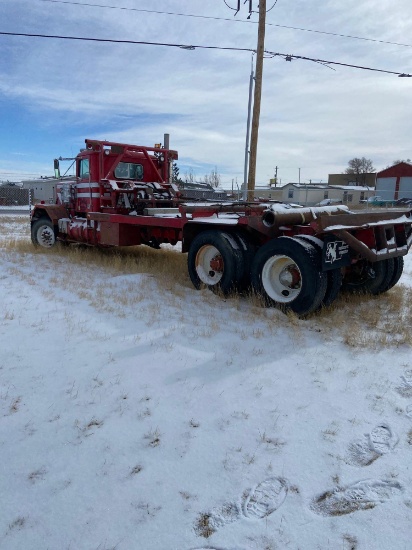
[250, 236, 328, 316]
[187, 230, 405, 315]
[188, 231, 328, 316]
[342, 257, 403, 295]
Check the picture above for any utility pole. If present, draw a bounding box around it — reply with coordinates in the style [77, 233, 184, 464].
[247, 0, 266, 202]
[242, 54, 254, 201]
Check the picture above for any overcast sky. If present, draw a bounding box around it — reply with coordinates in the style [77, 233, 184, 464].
[0, 0, 411, 186]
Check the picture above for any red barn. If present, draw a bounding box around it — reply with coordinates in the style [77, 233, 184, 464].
[376, 162, 412, 200]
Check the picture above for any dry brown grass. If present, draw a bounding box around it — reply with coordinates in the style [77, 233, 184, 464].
[0, 216, 30, 243]
[315, 284, 412, 348]
[7, 238, 189, 282]
[0, 215, 30, 227]
[2, 236, 412, 348]
[194, 513, 215, 538]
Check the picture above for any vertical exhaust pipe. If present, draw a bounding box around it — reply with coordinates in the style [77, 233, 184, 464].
[54, 159, 61, 178]
[164, 133, 170, 150]
[164, 133, 171, 183]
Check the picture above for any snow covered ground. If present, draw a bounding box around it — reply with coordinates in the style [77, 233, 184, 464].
[1, 215, 412, 550]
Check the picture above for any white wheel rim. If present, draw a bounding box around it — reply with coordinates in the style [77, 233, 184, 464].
[261, 254, 302, 303]
[195, 244, 224, 285]
[37, 225, 55, 247]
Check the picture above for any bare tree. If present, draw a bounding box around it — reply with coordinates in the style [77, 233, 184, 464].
[204, 168, 221, 188]
[184, 169, 196, 184]
[392, 158, 411, 165]
[345, 157, 375, 185]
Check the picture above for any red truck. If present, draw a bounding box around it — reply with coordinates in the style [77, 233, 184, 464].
[31, 138, 412, 316]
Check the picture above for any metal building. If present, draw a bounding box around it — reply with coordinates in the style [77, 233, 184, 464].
[376, 162, 412, 200]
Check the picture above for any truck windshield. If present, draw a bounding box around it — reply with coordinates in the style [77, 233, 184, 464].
[114, 162, 143, 180]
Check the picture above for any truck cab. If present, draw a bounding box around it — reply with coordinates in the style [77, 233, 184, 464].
[55, 139, 179, 216]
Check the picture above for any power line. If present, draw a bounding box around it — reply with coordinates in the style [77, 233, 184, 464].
[0, 31, 254, 53]
[267, 2, 279, 13]
[1, 30, 411, 77]
[37, 0, 412, 50]
[267, 50, 412, 77]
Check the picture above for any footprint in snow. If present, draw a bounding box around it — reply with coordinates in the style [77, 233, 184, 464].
[369, 424, 398, 454]
[311, 479, 403, 516]
[346, 424, 398, 467]
[396, 370, 412, 398]
[346, 438, 380, 467]
[241, 477, 288, 519]
[194, 502, 241, 538]
[194, 477, 287, 538]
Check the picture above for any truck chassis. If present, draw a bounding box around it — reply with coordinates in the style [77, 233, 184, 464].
[31, 139, 412, 316]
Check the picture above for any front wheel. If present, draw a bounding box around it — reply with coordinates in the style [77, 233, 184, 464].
[251, 237, 327, 316]
[31, 218, 57, 248]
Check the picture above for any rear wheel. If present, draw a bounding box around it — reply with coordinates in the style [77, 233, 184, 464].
[295, 235, 342, 308]
[31, 218, 57, 248]
[387, 256, 404, 291]
[251, 237, 327, 316]
[342, 259, 391, 295]
[373, 258, 395, 294]
[231, 233, 256, 291]
[187, 231, 244, 295]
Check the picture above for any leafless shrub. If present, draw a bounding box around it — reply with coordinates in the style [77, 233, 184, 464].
[342, 533, 358, 550]
[86, 418, 104, 430]
[28, 468, 47, 483]
[8, 516, 26, 531]
[132, 501, 162, 523]
[9, 396, 21, 414]
[137, 407, 151, 420]
[144, 427, 161, 447]
[258, 430, 286, 451]
[322, 422, 340, 441]
[3, 310, 15, 321]
[194, 514, 214, 538]
[179, 491, 197, 501]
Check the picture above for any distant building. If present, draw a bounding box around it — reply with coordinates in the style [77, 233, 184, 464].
[21, 177, 60, 203]
[376, 162, 412, 200]
[328, 173, 376, 188]
[179, 182, 228, 201]
[253, 184, 285, 202]
[254, 182, 373, 206]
